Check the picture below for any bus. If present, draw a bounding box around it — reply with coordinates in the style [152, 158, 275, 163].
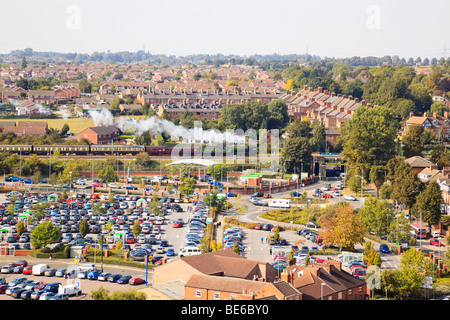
[410, 223, 427, 239]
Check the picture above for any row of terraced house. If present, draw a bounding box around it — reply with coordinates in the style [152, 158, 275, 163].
[146, 249, 370, 301]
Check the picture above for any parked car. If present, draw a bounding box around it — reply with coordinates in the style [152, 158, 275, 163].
[129, 277, 146, 285]
[379, 244, 390, 253]
[55, 269, 67, 277]
[44, 268, 57, 277]
[117, 275, 132, 284]
[343, 194, 357, 201]
[107, 274, 122, 283]
[87, 270, 102, 280]
[97, 273, 112, 281]
[77, 264, 95, 271]
[123, 185, 138, 190]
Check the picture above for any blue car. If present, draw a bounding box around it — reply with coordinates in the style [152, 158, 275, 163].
[117, 275, 132, 284]
[87, 270, 102, 280]
[380, 244, 390, 253]
[225, 192, 237, 197]
[123, 185, 137, 190]
[107, 274, 122, 282]
[166, 248, 175, 256]
[144, 187, 154, 191]
[23, 179, 33, 184]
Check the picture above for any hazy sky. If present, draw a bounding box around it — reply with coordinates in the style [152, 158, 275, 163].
[1, 0, 449, 58]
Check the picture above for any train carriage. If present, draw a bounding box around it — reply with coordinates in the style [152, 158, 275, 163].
[0, 145, 33, 155]
[91, 144, 145, 155]
[33, 145, 90, 155]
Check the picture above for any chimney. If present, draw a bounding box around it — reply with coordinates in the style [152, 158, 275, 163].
[318, 87, 323, 93]
[324, 90, 329, 95]
[445, 111, 449, 119]
[409, 111, 414, 119]
[433, 112, 437, 118]
[443, 167, 450, 177]
[354, 98, 359, 103]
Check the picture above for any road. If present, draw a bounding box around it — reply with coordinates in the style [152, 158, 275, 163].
[222, 178, 403, 270]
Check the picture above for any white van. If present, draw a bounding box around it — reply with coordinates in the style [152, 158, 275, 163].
[32, 264, 50, 276]
[58, 284, 82, 296]
[268, 199, 291, 208]
[178, 246, 201, 257]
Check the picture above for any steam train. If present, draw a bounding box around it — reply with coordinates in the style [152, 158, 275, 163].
[0, 144, 200, 156]
[0, 144, 252, 157]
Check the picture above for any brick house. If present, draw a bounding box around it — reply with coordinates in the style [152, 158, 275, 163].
[2, 121, 48, 136]
[185, 274, 301, 300]
[153, 250, 279, 286]
[403, 111, 450, 138]
[78, 125, 120, 144]
[281, 260, 370, 300]
[27, 90, 55, 105]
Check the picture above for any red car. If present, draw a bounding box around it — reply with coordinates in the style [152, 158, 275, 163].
[126, 236, 135, 244]
[0, 284, 7, 294]
[430, 238, 445, 247]
[263, 194, 272, 198]
[22, 266, 33, 275]
[9, 260, 27, 267]
[92, 183, 103, 188]
[129, 277, 146, 285]
[172, 221, 183, 228]
[321, 194, 333, 198]
[90, 194, 99, 199]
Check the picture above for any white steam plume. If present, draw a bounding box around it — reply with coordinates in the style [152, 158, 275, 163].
[88, 108, 245, 144]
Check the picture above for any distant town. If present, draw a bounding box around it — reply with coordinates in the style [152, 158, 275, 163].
[0, 49, 449, 303]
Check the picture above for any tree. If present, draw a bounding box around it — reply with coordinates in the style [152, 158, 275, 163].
[204, 191, 226, 214]
[30, 220, 61, 249]
[399, 248, 433, 297]
[281, 136, 312, 174]
[411, 181, 444, 232]
[359, 196, 393, 236]
[310, 120, 326, 152]
[21, 56, 27, 70]
[132, 221, 142, 238]
[341, 106, 401, 174]
[98, 165, 117, 183]
[285, 120, 312, 139]
[206, 164, 228, 182]
[58, 160, 81, 184]
[319, 203, 366, 250]
[369, 165, 387, 198]
[401, 124, 425, 158]
[363, 241, 382, 267]
[61, 123, 70, 134]
[79, 219, 89, 238]
[387, 158, 425, 210]
[268, 99, 290, 128]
